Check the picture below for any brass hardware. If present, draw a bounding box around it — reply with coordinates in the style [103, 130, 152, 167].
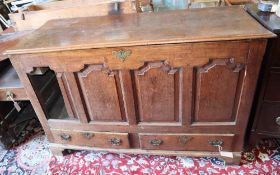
[112, 49, 132, 62]
[82, 132, 94, 139]
[109, 138, 122, 146]
[6, 91, 21, 112]
[209, 140, 224, 147]
[276, 117, 280, 126]
[149, 139, 163, 146]
[60, 134, 71, 141]
[178, 136, 192, 144]
[6, 91, 14, 99]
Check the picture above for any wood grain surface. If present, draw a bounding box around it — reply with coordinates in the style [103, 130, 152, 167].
[6, 7, 274, 55]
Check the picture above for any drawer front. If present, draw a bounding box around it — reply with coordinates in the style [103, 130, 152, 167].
[264, 70, 280, 102]
[52, 130, 130, 149]
[256, 103, 280, 133]
[139, 134, 234, 151]
[0, 88, 28, 101]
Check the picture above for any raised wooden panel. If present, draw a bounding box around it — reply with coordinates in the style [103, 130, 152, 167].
[193, 59, 245, 123]
[78, 65, 125, 122]
[133, 61, 182, 122]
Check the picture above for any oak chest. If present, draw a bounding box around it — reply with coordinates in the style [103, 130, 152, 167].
[6, 7, 274, 164]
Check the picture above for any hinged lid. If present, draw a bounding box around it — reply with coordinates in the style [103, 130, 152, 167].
[6, 6, 275, 55]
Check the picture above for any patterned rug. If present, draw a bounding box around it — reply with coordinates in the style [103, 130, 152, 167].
[0, 133, 280, 175]
[0, 133, 50, 174]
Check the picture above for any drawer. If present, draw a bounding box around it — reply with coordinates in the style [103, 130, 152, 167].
[256, 103, 280, 133]
[52, 130, 130, 149]
[0, 88, 28, 101]
[0, 64, 28, 101]
[264, 70, 280, 102]
[139, 134, 235, 151]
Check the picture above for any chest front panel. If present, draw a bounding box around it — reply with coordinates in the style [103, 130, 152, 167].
[19, 40, 256, 135]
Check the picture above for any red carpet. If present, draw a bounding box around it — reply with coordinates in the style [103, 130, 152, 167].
[49, 140, 280, 175]
[0, 134, 280, 174]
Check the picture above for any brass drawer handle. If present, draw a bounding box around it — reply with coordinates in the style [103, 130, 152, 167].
[112, 49, 132, 62]
[82, 132, 94, 139]
[109, 138, 122, 146]
[275, 117, 280, 126]
[149, 139, 163, 146]
[209, 140, 224, 147]
[60, 134, 71, 141]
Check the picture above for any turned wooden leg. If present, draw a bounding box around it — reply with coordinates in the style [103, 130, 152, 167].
[50, 146, 64, 157]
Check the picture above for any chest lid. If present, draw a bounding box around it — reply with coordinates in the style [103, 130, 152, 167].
[6, 6, 275, 55]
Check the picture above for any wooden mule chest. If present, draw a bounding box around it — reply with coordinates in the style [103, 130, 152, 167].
[5, 7, 274, 164]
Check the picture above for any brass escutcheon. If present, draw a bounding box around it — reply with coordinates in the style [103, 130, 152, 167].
[82, 132, 94, 139]
[112, 49, 132, 62]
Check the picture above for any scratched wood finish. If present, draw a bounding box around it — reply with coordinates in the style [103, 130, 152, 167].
[0, 31, 29, 61]
[6, 7, 274, 163]
[6, 7, 274, 55]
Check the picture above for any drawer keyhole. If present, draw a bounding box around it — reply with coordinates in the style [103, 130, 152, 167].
[178, 136, 192, 144]
[149, 139, 163, 146]
[82, 133, 94, 139]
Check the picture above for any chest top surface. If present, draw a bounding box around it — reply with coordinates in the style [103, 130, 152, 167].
[0, 31, 30, 60]
[6, 6, 274, 55]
